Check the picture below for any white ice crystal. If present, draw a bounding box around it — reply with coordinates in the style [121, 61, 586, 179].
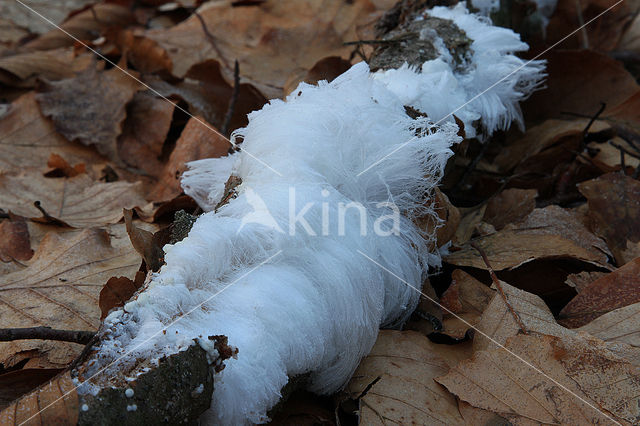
[82, 5, 545, 425]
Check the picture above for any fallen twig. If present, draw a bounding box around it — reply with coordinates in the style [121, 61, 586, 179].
[194, 11, 231, 70]
[0, 326, 95, 345]
[470, 242, 529, 335]
[221, 60, 240, 136]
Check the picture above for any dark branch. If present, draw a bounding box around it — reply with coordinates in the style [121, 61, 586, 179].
[0, 326, 95, 345]
[194, 12, 230, 70]
[221, 60, 240, 136]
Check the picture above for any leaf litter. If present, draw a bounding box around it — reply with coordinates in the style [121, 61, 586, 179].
[1, 0, 640, 424]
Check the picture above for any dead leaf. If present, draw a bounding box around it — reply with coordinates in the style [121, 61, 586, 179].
[0, 215, 33, 263]
[0, 370, 78, 425]
[587, 137, 640, 173]
[560, 257, 640, 328]
[36, 63, 142, 163]
[0, 171, 152, 228]
[283, 56, 352, 96]
[579, 302, 640, 350]
[0, 227, 141, 368]
[546, 0, 637, 52]
[147, 59, 267, 134]
[345, 330, 469, 425]
[117, 91, 175, 178]
[149, 116, 231, 202]
[578, 173, 640, 265]
[483, 188, 537, 230]
[404, 281, 443, 335]
[0, 368, 63, 411]
[437, 333, 639, 425]
[99, 272, 145, 320]
[0, 48, 93, 88]
[452, 205, 486, 245]
[494, 118, 610, 172]
[44, 153, 86, 178]
[440, 270, 495, 339]
[24, 3, 134, 51]
[116, 29, 173, 75]
[522, 50, 640, 124]
[123, 208, 166, 271]
[143, 0, 386, 97]
[446, 206, 611, 271]
[473, 280, 570, 352]
[0, 0, 95, 35]
[0, 92, 108, 176]
[0, 17, 29, 45]
[564, 271, 608, 293]
[416, 187, 461, 249]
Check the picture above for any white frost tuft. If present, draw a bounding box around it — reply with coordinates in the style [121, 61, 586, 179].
[82, 5, 544, 425]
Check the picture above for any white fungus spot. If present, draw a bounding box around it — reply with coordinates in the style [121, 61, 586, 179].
[127, 404, 137, 412]
[125, 388, 134, 398]
[81, 404, 89, 412]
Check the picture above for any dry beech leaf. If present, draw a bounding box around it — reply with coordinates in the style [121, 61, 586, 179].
[44, 153, 86, 178]
[143, 0, 387, 97]
[483, 188, 537, 230]
[564, 271, 608, 293]
[471, 279, 640, 367]
[618, 13, 640, 52]
[0, 93, 108, 176]
[546, 0, 637, 52]
[472, 280, 570, 352]
[453, 205, 486, 245]
[437, 333, 640, 425]
[99, 272, 145, 320]
[116, 29, 173, 75]
[345, 330, 472, 425]
[117, 91, 175, 179]
[560, 258, 640, 328]
[416, 187, 460, 249]
[36, 64, 142, 163]
[587, 137, 640, 173]
[578, 173, 640, 265]
[403, 281, 443, 336]
[123, 208, 166, 271]
[149, 116, 231, 202]
[147, 60, 267, 133]
[440, 270, 494, 339]
[494, 118, 610, 172]
[0, 370, 79, 425]
[0, 215, 33, 263]
[0, 17, 30, 44]
[579, 302, 640, 350]
[0, 172, 152, 228]
[0, 48, 93, 88]
[523, 50, 640, 124]
[283, 56, 352, 96]
[0, 227, 141, 369]
[0, 0, 95, 35]
[446, 205, 611, 271]
[24, 3, 134, 51]
[0, 368, 63, 411]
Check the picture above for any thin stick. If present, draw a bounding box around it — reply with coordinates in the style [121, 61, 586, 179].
[221, 60, 240, 136]
[343, 38, 407, 46]
[0, 326, 95, 345]
[470, 242, 529, 335]
[194, 11, 230, 70]
[609, 141, 640, 161]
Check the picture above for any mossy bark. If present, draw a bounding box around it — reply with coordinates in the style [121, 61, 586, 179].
[78, 344, 213, 425]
